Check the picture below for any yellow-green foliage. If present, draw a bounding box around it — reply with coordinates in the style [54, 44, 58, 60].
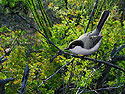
[0, 0, 124, 94]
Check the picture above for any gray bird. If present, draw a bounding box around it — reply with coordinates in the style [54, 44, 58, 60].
[65, 11, 110, 55]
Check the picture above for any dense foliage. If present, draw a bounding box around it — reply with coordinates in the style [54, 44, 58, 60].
[0, 0, 124, 94]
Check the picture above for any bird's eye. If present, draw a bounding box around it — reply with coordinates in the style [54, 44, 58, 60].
[71, 45, 75, 48]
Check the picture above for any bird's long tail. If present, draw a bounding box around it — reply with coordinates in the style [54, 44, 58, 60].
[97, 11, 110, 31]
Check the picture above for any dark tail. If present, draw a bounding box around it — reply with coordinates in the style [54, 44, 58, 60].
[97, 11, 110, 31]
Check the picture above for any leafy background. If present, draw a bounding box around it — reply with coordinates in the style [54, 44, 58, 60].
[0, 0, 124, 94]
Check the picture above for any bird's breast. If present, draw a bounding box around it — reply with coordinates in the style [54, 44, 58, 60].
[69, 39, 101, 55]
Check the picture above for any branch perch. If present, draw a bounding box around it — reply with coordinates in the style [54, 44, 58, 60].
[7, 7, 125, 73]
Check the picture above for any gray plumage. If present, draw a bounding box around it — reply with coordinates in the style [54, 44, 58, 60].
[65, 11, 110, 55]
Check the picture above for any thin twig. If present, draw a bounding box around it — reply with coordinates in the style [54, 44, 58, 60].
[0, 78, 15, 85]
[70, 85, 124, 93]
[7, 7, 125, 72]
[82, 85, 124, 93]
[111, 45, 125, 59]
[77, 65, 104, 94]
[20, 64, 30, 94]
[8, 8, 62, 52]
[87, 57, 125, 72]
[68, 55, 125, 72]
[38, 58, 74, 87]
[63, 67, 65, 94]
[114, 55, 125, 61]
[50, 51, 62, 63]
[84, 0, 98, 33]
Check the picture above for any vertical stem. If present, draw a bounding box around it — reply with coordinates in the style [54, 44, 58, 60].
[84, 0, 98, 33]
[63, 68, 65, 94]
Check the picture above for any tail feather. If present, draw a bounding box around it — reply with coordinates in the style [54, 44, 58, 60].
[97, 11, 110, 31]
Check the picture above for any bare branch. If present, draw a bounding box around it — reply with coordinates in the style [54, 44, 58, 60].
[0, 56, 8, 64]
[77, 65, 104, 94]
[20, 64, 30, 94]
[0, 78, 15, 85]
[81, 85, 124, 93]
[50, 51, 62, 63]
[0, 78, 15, 94]
[7, 7, 125, 73]
[8, 8, 62, 52]
[111, 44, 125, 59]
[38, 58, 74, 87]
[96, 43, 125, 89]
[74, 56, 125, 72]
[84, 0, 98, 33]
[112, 55, 125, 62]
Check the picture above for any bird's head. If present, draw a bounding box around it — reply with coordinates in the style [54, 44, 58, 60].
[64, 40, 84, 53]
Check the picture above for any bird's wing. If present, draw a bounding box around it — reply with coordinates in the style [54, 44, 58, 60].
[78, 33, 94, 49]
[90, 36, 102, 46]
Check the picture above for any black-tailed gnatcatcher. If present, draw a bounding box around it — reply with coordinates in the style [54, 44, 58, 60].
[65, 11, 110, 55]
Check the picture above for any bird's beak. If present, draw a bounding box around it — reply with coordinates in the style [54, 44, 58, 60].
[64, 47, 69, 50]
